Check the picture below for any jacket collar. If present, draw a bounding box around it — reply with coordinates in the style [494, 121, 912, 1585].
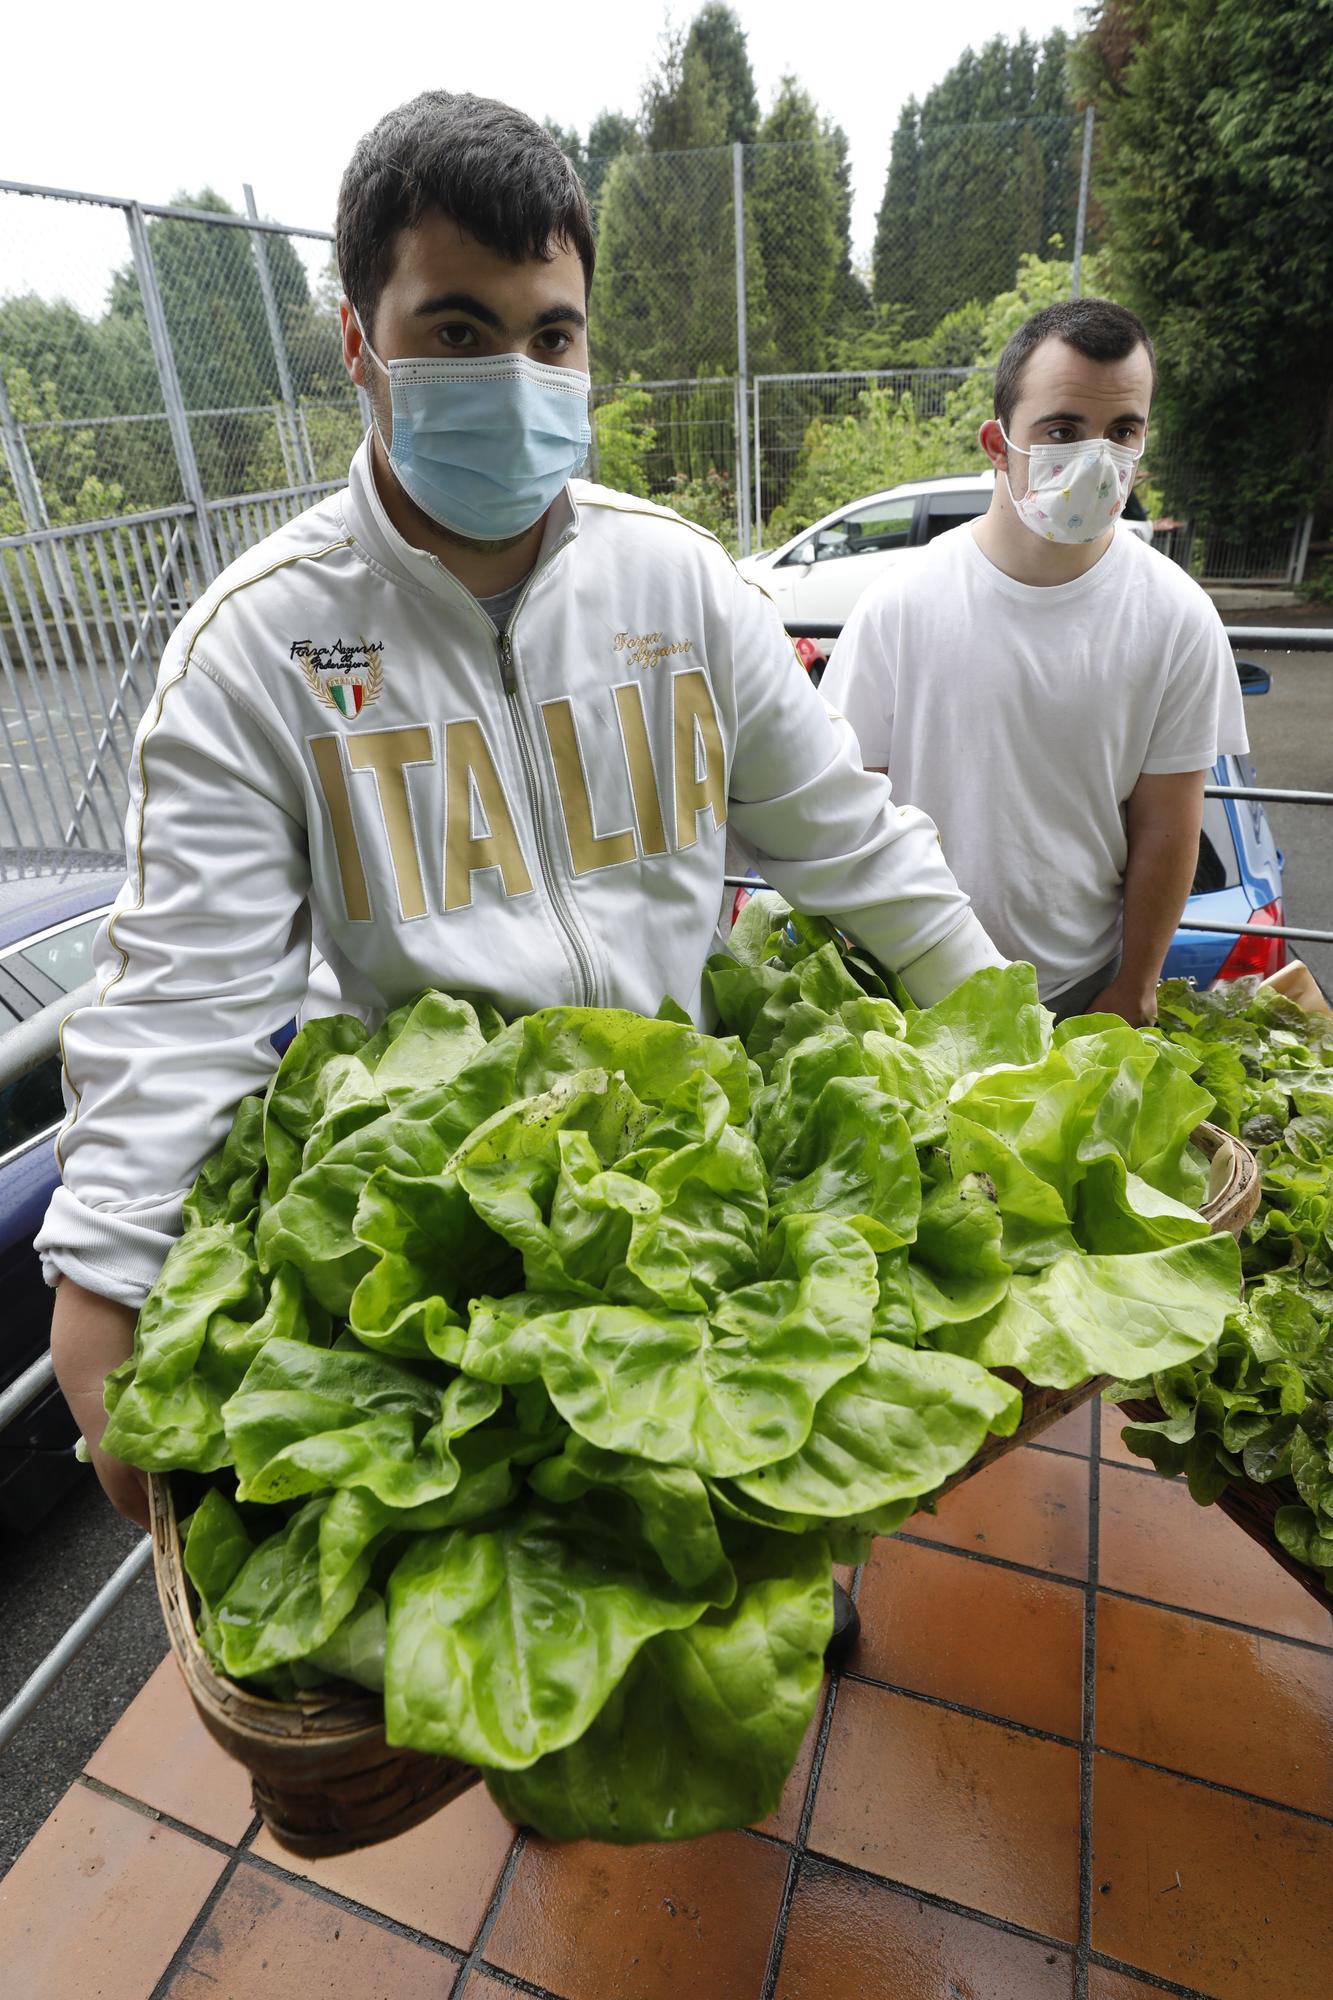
[339, 434, 580, 603]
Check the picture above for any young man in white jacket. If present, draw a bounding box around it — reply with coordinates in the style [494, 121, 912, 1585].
[41, 91, 1002, 1537]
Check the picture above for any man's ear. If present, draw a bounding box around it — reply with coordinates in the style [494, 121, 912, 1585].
[340, 299, 367, 388]
[978, 418, 1008, 470]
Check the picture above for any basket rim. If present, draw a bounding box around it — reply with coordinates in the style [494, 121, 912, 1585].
[149, 1471, 387, 1747]
[1191, 1119, 1261, 1234]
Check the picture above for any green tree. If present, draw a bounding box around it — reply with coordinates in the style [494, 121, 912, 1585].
[584, 110, 641, 209]
[872, 102, 921, 315]
[766, 390, 970, 543]
[544, 120, 588, 182]
[0, 291, 166, 509]
[590, 25, 773, 381]
[0, 362, 126, 532]
[104, 188, 324, 498]
[748, 79, 841, 373]
[825, 120, 873, 343]
[765, 248, 1108, 538]
[1073, 0, 1333, 536]
[872, 34, 1082, 337]
[684, 3, 758, 145]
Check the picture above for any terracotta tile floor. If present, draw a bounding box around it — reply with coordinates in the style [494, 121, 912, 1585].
[2, 1405, 1330, 2000]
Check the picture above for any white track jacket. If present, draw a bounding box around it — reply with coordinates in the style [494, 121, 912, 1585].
[38, 441, 1001, 1305]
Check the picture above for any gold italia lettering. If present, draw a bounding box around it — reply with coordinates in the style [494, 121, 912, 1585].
[612, 682, 669, 857]
[310, 734, 372, 922]
[541, 698, 637, 874]
[671, 669, 727, 850]
[346, 726, 433, 920]
[445, 719, 534, 910]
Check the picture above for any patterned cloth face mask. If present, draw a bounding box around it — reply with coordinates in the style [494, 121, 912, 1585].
[357, 315, 592, 543]
[999, 426, 1145, 545]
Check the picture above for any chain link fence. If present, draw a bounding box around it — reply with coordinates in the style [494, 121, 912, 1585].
[0, 179, 359, 852]
[0, 140, 1320, 856]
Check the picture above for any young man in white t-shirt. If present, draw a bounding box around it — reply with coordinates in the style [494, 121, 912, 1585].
[821, 298, 1248, 1024]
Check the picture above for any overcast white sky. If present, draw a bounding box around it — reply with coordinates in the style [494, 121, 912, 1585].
[3, 0, 1084, 310]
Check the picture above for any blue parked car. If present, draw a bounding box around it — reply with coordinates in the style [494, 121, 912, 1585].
[1162, 662, 1286, 984]
[0, 849, 126, 1531]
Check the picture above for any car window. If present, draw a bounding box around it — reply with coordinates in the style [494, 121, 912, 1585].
[791, 497, 915, 565]
[13, 912, 106, 995]
[0, 1053, 64, 1157]
[924, 491, 991, 541]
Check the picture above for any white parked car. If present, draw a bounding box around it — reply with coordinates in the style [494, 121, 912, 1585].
[738, 472, 1153, 650]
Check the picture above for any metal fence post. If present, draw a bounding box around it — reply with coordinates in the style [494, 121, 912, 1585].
[1071, 106, 1095, 299]
[124, 202, 220, 580]
[244, 184, 316, 486]
[732, 143, 752, 558]
[752, 377, 763, 550]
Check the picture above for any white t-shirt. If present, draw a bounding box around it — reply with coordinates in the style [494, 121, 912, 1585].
[820, 523, 1249, 1000]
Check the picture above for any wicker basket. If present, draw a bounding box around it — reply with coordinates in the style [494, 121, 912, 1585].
[148, 1471, 482, 1856]
[149, 1120, 1259, 1855]
[932, 1120, 1260, 1498]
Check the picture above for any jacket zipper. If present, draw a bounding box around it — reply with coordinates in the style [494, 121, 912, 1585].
[495, 620, 600, 1009]
[429, 538, 599, 1008]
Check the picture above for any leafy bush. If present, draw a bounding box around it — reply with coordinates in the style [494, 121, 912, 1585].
[592, 381, 657, 498]
[766, 390, 975, 543]
[653, 465, 737, 548]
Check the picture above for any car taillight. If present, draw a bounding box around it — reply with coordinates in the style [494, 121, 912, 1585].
[1214, 900, 1287, 981]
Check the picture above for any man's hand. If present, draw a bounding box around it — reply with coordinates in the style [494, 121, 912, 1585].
[49, 1279, 148, 1530]
[1087, 973, 1160, 1027]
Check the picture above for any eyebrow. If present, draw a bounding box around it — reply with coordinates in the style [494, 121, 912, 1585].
[412, 289, 587, 332]
[1035, 408, 1147, 426]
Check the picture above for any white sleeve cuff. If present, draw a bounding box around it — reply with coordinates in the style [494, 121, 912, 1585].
[36, 1183, 187, 1310]
[897, 913, 1009, 1007]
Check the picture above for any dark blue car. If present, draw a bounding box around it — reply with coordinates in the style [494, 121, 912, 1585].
[0, 850, 126, 1531]
[1162, 666, 1286, 983]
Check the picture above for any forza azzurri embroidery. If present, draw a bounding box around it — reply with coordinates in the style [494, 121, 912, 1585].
[294, 638, 385, 718]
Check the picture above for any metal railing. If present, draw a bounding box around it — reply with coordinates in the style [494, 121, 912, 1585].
[2, 623, 1331, 1750]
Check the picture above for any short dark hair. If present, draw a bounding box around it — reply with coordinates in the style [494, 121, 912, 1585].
[337, 91, 596, 334]
[993, 298, 1157, 431]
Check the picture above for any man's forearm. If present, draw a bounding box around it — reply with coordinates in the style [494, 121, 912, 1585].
[50, 1278, 149, 1527]
[1118, 775, 1206, 1001]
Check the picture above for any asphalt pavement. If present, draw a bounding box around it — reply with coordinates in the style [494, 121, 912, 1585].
[0, 1474, 165, 1873]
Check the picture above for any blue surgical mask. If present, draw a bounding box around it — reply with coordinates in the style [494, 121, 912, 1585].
[357, 318, 591, 542]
